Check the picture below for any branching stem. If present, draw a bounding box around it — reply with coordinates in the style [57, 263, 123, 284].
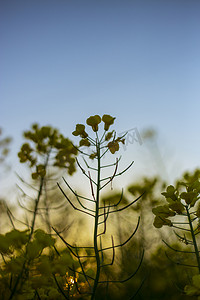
[186, 205, 200, 273]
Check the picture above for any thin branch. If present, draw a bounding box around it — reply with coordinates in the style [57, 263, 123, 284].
[100, 156, 122, 169]
[57, 183, 95, 218]
[172, 225, 191, 232]
[17, 198, 36, 214]
[52, 227, 95, 254]
[99, 189, 124, 209]
[15, 172, 39, 191]
[52, 274, 70, 300]
[100, 148, 109, 159]
[88, 171, 96, 201]
[100, 158, 118, 190]
[97, 206, 107, 236]
[75, 194, 96, 213]
[82, 156, 98, 171]
[129, 276, 147, 300]
[99, 249, 144, 283]
[99, 194, 144, 217]
[71, 265, 82, 295]
[6, 207, 30, 228]
[173, 231, 193, 245]
[75, 250, 92, 290]
[68, 267, 95, 281]
[72, 144, 92, 157]
[99, 217, 140, 252]
[162, 239, 197, 253]
[100, 161, 134, 184]
[62, 177, 95, 203]
[76, 158, 97, 186]
[98, 203, 110, 225]
[165, 252, 198, 268]
[100, 236, 104, 265]
[6, 207, 16, 229]
[100, 236, 115, 268]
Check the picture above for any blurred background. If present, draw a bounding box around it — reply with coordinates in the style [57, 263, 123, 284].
[1, 2, 200, 298]
[1, 0, 200, 199]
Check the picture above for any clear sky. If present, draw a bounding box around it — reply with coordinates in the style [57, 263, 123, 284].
[1, 0, 200, 194]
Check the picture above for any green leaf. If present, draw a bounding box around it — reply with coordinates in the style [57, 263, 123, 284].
[153, 215, 172, 228]
[6, 256, 25, 274]
[5, 229, 29, 249]
[180, 191, 198, 205]
[27, 241, 43, 260]
[184, 275, 200, 296]
[152, 205, 176, 218]
[0, 234, 11, 254]
[168, 201, 185, 214]
[34, 229, 55, 248]
[184, 285, 199, 296]
[37, 255, 52, 275]
[161, 185, 177, 201]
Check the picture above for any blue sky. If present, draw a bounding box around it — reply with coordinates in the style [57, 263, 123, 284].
[1, 0, 200, 193]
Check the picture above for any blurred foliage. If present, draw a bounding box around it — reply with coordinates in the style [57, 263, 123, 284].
[1, 121, 200, 299]
[152, 169, 200, 299]
[0, 128, 12, 165]
[18, 123, 78, 177]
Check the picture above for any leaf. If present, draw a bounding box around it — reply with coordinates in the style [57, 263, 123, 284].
[152, 205, 176, 218]
[193, 274, 200, 288]
[0, 234, 11, 254]
[5, 229, 29, 249]
[27, 241, 42, 260]
[184, 285, 199, 296]
[153, 215, 172, 228]
[161, 185, 177, 201]
[184, 275, 200, 296]
[168, 201, 185, 214]
[5, 256, 25, 274]
[34, 229, 55, 248]
[37, 255, 52, 275]
[180, 191, 198, 205]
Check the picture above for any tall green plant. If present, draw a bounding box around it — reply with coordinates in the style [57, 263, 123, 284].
[152, 169, 200, 298]
[54, 114, 144, 299]
[6, 124, 78, 299]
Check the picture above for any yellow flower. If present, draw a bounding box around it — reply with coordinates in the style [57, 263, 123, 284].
[72, 124, 88, 138]
[86, 115, 101, 132]
[107, 137, 125, 154]
[102, 115, 115, 131]
[107, 140, 119, 154]
[79, 138, 90, 147]
[89, 152, 97, 159]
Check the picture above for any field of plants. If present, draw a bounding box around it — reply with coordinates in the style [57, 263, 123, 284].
[0, 115, 200, 300]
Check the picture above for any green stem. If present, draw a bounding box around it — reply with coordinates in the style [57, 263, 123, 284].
[186, 205, 200, 273]
[9, 151, 51, 300]
[91, 140, 101, 300]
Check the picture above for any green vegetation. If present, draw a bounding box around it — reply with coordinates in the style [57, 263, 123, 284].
[0, 116, 200, 299]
